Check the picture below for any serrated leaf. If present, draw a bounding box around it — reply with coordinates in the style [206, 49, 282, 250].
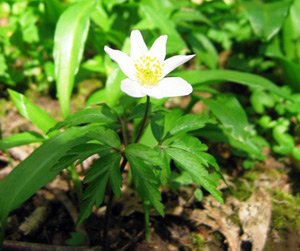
[48, 108, 117, 133]
[86, 127, 121, 149]
[52, 143, 110, 172]
[151, 113, 165, 142]
[165, 147, 208, 185]
[54, 0, 95, 117]
[199, 175, 223, 203]
[125, 143, 163, 167]
[78, 152, 122, 224]
[8, 89, 56, 134]
[154, 146, 170, 185]
[126, 155, 164, 216]
[0, 132, 45, 150]
[168, 114, 210, 137]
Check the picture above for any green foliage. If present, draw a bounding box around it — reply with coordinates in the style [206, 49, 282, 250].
[2, 0, 300, 247]
[243, 1, 292, 41]
[8, 89, 56, 134]
[0, 131, 44, 150]
[54, 1, 95, 117]
[78, 152, 122, 225]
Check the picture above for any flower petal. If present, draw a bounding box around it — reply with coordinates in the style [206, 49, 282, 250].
[161, 54, 195, 78]
[130, 30, 148, 60]
[154, 77, 193, 98]
[121, 78, 145, 98]
[104, 46, 135, 80]
[149, 35, 167, 62]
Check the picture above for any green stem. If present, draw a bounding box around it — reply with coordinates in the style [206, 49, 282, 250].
[67, 165, 83, 203]
[144, 201, 151, 243]
[135, 96, 150, 143]
[103, 96, 151, 249]
[120, 117, 129, 146]
[103, 157, 128, 250]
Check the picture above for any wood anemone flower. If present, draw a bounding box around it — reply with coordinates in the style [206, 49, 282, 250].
[104, 30, 195, 99]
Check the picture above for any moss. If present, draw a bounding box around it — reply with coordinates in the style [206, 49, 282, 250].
[272, 190, 300, 232]
[189, 233, 207, 251]
[228, 214, 241, 226]
[231, 181, 252, 201]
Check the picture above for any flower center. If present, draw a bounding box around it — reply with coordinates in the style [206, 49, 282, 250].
[134, 55, 164, 87]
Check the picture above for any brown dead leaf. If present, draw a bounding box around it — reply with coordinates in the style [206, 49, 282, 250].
[238, 189, 272, 251]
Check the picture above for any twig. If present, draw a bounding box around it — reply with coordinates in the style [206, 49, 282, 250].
[3, 240, 101, 251]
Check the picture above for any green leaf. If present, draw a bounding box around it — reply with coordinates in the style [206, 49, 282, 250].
[85, 89, 107, 107]
[151, 113, 165, 142]
[154, 147, 170, 185]
[77, 152, 122, 225]
[278, 58, 300, 92]
[65, 232, 85, 246]
[86, 127, 121, 149]
[54, 1, 95, 118]
[165, 136, 223, 203]
[0, 132, 45, 150]
[0, 125, 98, 223]
[194, 188, 203, 201]
[48, 108, 118, 133]
[203, 95, 251, 143]
[128, 102, 152, 120]
[195, 124, 265, 160]
[168, 114, 210, 137]
[165, 147, 208, 184]
[105, 68, 125, 107]
[172, 9, 212, 26]
[199, 175, 223, 203]
[44, 0, 64, 24]
[52, 143, 111, 172]
[186, 33, 219, 69]
[174, 70, 290, 99]
[126, 155, 164, 216]
[141, 5, 187, 53]
[282, 0, 300, 63]
[125, 143, 163, 167]
[243, 1, 292, 41]
[8, 89, 56, 134]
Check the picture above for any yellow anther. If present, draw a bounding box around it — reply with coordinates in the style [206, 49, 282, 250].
[134, 55, 163, 87]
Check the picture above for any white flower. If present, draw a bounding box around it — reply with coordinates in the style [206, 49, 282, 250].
[104, 30, 195, 99]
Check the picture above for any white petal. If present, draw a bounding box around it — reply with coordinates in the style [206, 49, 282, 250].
[154, 77, 193, 98]
[104, 46, 135, 80]
[161, 54, 195, 78]
[141, 86, 164, 99]
[149, 35, 167, 62]
[130, 30, 148, 60]
[121, 78, 145, 98]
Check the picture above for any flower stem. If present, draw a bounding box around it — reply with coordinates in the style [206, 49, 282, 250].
[143, 201, 151, 242]
[103, 96, 151, 250]
[103, 156, 128, 250]
[135, 96, 150, 143]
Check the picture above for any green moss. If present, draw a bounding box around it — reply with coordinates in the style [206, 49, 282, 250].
[272, 190, 300, 232]
[189, 233, 206, 251]
[231, 181, 252, 201]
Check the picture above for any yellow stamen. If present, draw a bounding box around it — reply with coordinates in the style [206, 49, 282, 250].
[134, 55, 163, 87]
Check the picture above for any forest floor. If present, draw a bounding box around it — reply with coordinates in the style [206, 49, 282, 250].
[1, 89, 300, 251]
